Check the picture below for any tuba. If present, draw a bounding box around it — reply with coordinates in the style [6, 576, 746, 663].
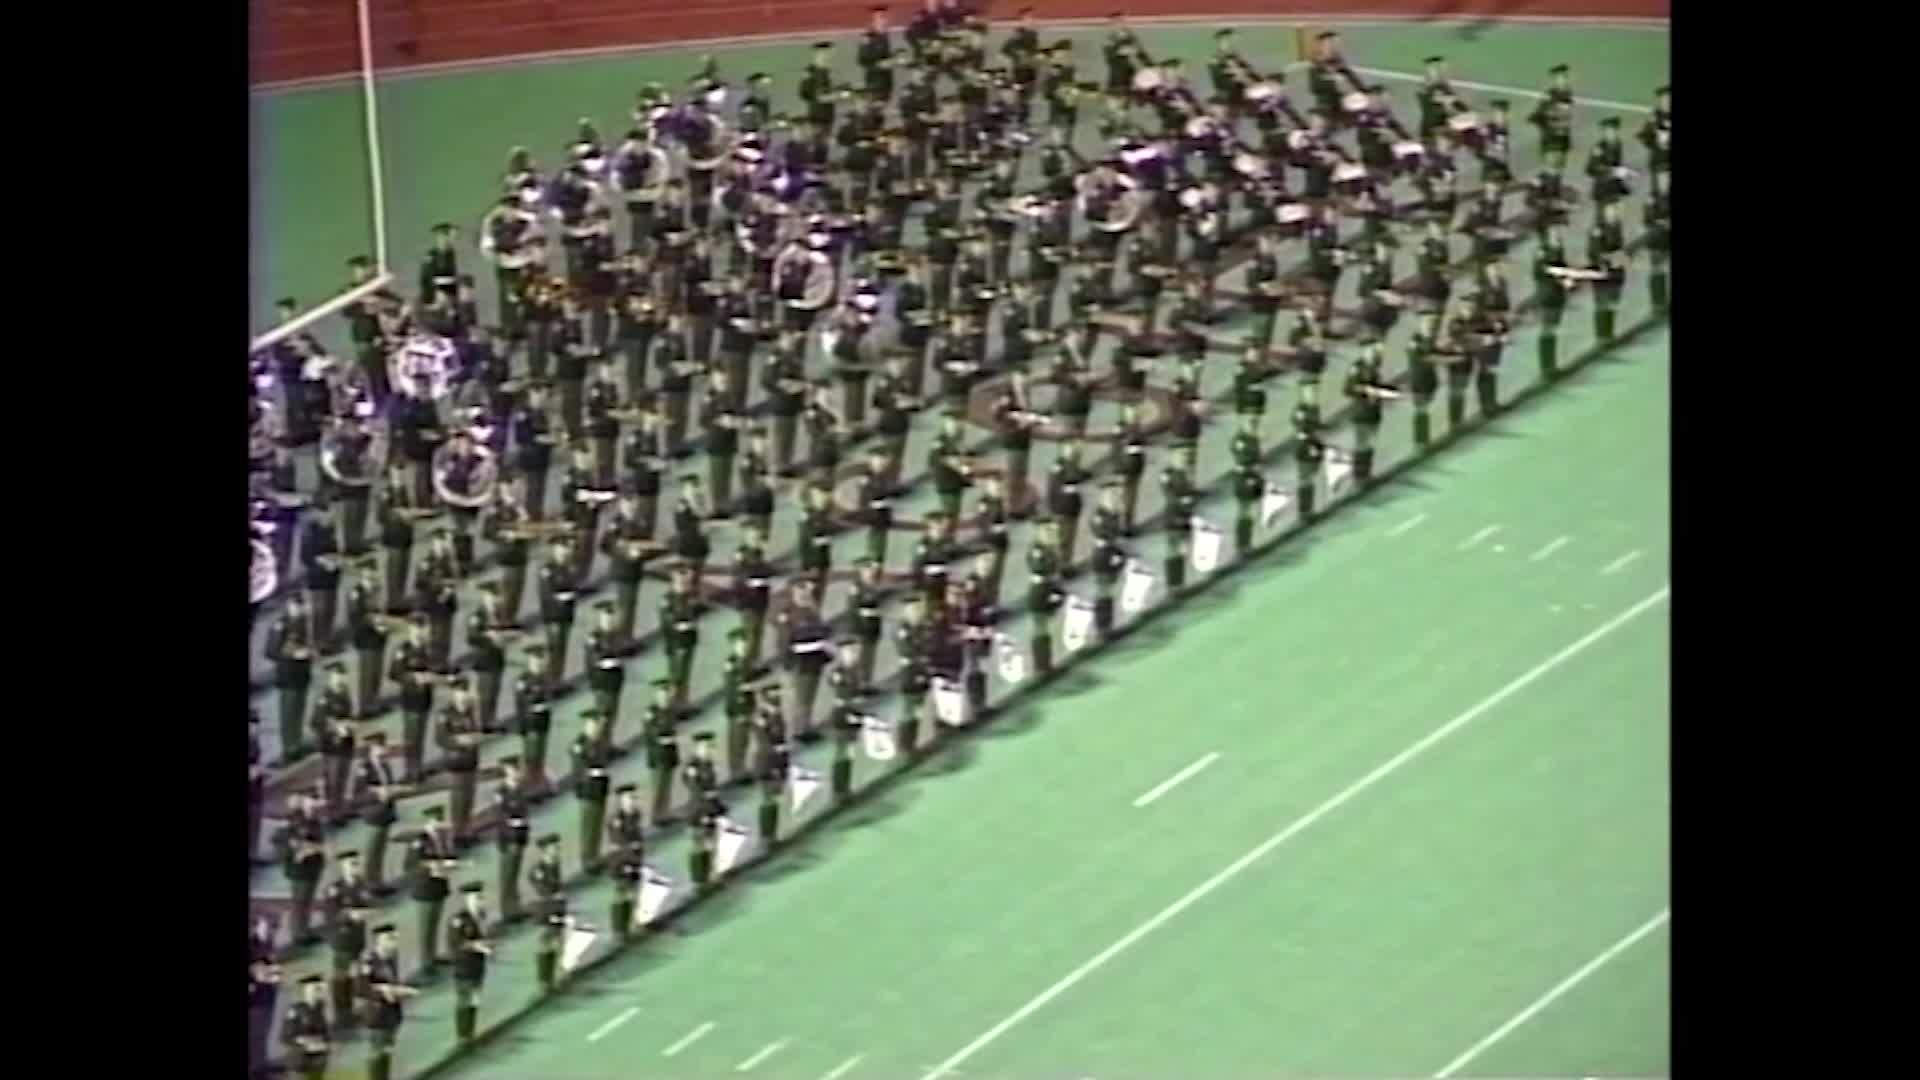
[432, 441, 500, 510]
[1082, 173, 1145, 234]
[388, 332, 459, 401]
[682, 108, 735, 172]
[250, 537, 278, 604]
[614, 140, 672, 203]
[774, 241, 838, 312]
[318, 418, 388, 489]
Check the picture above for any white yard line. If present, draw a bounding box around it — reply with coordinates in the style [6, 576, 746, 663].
[1432, 908, 1672, 1078]
[1352, 65, 1655, 114]
[818, 1054, 866, 1080]
[663, 1021, 716, 1057]
[1459, 525, 1502, 551]
[585, 1006, 639, 1043]
[737, 1039, 791, 1071]
[1385, 512, 1429, 537]
[255, 14, 1666, 94]
[1132, 752, 1222, 808]
[925, 584, 1672, 1079]
[1529, 535, 1571, 562]
[1601, 550, 1644, 576]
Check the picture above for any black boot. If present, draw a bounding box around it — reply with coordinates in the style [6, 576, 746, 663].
[1166, 555, 1186, 590]
[1446, 393, 1467, 431]
[456, 1004, 477, 1042]
[1234, 513, 1254, 555]
[691, 848, 714, 890]
[1033, 632, 1054, 676]
[758, 800, 781, 846]
[1539, 332, 1559, 377]
[536, 950, 557, 992]
[1476, 371, 1499, 417]
[1650, 272, 1669, 315]
[1413, 409, 1432, 447]
[612, 901, 634, 944]
[1355, 447, 1376, 484]
[369, 1051, 392, 1080]
[831, 756, 853, 799]
[1595, 306, 1616, 343]
[1297, 485, 1316, 519]
[1094, 595, 1115, 635]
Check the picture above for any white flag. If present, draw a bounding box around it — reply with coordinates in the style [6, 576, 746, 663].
[1061, 594, 1096, 653]
[931, 676, 969, 727]
[860, 713, 897, 761]
[715, 817, 751, 875]
[1191, 517, 1224, 573]
[995, 632, 1028, 685]
[1120, 561, 1155, 615]
[561, 920, 596, 972]
[788, 765, 823, 812]
[636, 866, 674, 927]
[1261, 481, 1291, 528]
[1324, 451, 1353, 494]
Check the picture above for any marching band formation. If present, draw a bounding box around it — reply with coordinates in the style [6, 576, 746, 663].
[248, 6, 1672, 1077]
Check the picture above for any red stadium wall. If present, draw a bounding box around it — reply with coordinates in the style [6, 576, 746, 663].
[250, 0, 1669, 87]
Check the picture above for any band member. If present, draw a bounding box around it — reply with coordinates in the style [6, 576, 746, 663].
[670, 474, 713, 580]
[1645, 168, 1670, 314]
[1344, 343, 1395, 484]
[645, 680, 682, 823]
[684, 733, 724, 886]
[357, 733, 403, 896]
[407, 805, 457, 977]
[512, 645, 555, 781]
[780, 579, 834, 738]
[722, 628, 757, 784]
[279, 789, 328, 948]
[530, 834, 567, 992]
[322, 850, 372, 1033]
[1026, 516, 1065, 675]
[1161, 451, 1196, 590]
[487, 756, 533, 924]
[393, 613, 437, 780]
[537, 537, 580, 688]
[584, 602, 627, 748]
[1530, 66, 1576, 160]
[1589, 199, 1629, 342]
[345, 561, 389, 718]
[1586, 115, 1630, 207]
[1047, 439, 1091, 569]
[1293, 400, 1327, 519]
[362, 923, 415, 1080]
[417, 528, 460, 671]
[660, 559, 703, 710]
[448, 882, 493, 1042]
[1533, 224, 1572, 376]
[316, 679, 358, 818]
[373, 472, 417, 612]
[438, 677, 485, 840]
[608, 784, 648, 941]
[268, 594, 316, 763]
[1470, 262, 1513, 416]
[1230, 415, 1263, 556]
[281, 975, 332, 1080]
[572, 711, 614, 871]
[756, 718, 794, 845]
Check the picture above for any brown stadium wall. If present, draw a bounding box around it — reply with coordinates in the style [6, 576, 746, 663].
[249, 0, 1670, 89]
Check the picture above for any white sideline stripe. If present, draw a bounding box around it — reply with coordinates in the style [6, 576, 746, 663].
[818, 1054, 865, 1080]
[1352, 65, 1656, 114]
[737, 1039, 791, 1071]
[1385, 512, 1429, 537]
[585, 1006, 639, 1043]
[1432, 908, 1672, 1078]
[925, 584, 1672, 1079]
[663, 1021, 716, 1057]
[1530, 535, 1571, 562]
[1132, 752, 1221, 808]
[255, 14, 1667, 94]
[1601, 549, 1644, 576]
[1459, 524, 1502, 550]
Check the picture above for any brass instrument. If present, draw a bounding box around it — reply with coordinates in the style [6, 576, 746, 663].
[431, 443, 500, 510]
[250, 538, 277, 604]
[774, 242, 839, 312]
[318, 420, 388, 489]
